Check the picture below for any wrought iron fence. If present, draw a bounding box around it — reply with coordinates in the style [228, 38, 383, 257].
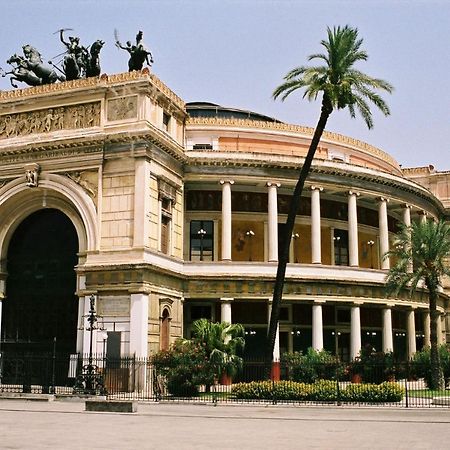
[0, 353, 449, 407]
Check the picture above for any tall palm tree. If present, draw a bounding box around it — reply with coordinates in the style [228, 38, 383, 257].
[266, 25, 393, 372]
[386, 220, 450, 390]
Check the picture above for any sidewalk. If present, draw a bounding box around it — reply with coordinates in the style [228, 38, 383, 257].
[0, 399, 449, 449]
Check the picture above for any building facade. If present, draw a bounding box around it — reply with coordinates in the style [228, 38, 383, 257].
[0, 71, 448, 362]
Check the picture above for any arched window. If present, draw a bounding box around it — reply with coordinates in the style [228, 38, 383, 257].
[160, 308, 171, 351]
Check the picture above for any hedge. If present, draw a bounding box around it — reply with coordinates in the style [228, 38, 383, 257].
[231, 380, 404, 403]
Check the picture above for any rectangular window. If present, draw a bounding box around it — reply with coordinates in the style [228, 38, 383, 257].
[161, 198, 172, 255]
[193, 144, 213, 150]
[190, 220, 214, 261]
[162, 112, 170, 132]
[333, 229, 349, 266]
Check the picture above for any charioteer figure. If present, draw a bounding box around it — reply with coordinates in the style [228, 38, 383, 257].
[115, 30, 153, 71]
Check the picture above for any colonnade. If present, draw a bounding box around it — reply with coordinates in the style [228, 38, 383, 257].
[217, 297, 442, 360]
[219, 180, 416, 267]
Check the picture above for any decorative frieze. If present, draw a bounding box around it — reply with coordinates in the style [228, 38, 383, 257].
[0, 102, 101, 139]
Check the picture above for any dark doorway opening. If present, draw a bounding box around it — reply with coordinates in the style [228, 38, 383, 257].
[1, 209, 79, 355]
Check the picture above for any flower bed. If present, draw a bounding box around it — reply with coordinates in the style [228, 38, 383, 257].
[231, 380, 404, 403]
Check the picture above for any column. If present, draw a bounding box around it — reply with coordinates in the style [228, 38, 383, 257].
[378, 197, 390, 270]
[419, 211, 427, 224]
[350, 304, 362, 360]
[311, 186, 323, 264]
[424, 311, 431, 348]
[130, 293, 149, 357]
[382, 307, 394, 353]
[220, 298, 233, 324]
[220, 180, 234, 261]
[403, 204, 411, 227]
[348, 191, 360, 267]
[407, 309, 416, 359]
[437, 314, 443, 345]
[268, 300, 281, 381]
[312, 301, 324, 350]
[133, 158, 150, 248]
[76, 296, 86, 353]
[403, 204, 413, 273]
[267, 182, 280, 262]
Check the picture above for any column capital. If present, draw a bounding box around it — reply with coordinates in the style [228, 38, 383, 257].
[266, 181, 281, 188]
[352, 301, 364, 306]
[348, 190, 360, 197]
[220, 297, 234, 303]
[378, 196, 390, 203]
[402, 203, 411, 209]
[313, 299, 326, 304]
[311, 185, 323, 192]
[220, 179, 235, 186]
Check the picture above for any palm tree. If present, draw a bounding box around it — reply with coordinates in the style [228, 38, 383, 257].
[266, 25, 393, 372]
[191, 319, 245, 379]
[385, 220, 450, 390]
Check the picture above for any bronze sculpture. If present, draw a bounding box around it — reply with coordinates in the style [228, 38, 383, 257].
[115, 30, 153, 71]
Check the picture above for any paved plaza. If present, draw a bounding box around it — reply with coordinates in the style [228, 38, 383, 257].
[0, 399, 449, 449]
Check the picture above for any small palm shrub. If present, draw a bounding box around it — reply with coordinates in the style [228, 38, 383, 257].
[411, 345, 450, 389]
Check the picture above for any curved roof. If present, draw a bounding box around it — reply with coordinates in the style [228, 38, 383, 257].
[186, 102, 282, 123]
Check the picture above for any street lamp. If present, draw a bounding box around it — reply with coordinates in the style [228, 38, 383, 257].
[246, 230, 255, 261]
[292, 233, 300, 263]
[197, 228, 207, 261]
[367, 240, 375, 269]
[73, 294, 107, 395]
[333, 235, 341, 265]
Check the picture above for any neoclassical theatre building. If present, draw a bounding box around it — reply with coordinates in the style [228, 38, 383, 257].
[0, 71, 448, 362]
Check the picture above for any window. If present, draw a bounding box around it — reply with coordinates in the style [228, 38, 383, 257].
[190, 220, 214, 261]
[333, 229, 349, 266]
[161, 197, 172, 255]
[162, 112, 170, 132]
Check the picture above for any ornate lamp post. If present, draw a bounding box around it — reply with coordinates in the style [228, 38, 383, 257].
[246, 230, 255, 261]
[292, 233, 300, 263]
[333, 235, 341, 265]
[197, 228, 207, 261]
[73, 294, 107, 395]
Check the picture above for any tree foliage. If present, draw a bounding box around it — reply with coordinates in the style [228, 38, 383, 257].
[267, 25, 393, 371]
[386, 220, 450, 389]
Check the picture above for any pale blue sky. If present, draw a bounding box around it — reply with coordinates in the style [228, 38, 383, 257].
[1, 0, 449, 170]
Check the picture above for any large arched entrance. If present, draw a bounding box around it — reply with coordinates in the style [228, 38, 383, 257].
[1, 209, 79, 355]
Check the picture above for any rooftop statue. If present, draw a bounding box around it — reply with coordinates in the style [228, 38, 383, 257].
[115, 30, 153, 71]
[1, 45, 64, 88]
[57, 29, 104, 81]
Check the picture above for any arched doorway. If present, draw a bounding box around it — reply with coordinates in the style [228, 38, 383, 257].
[1, 209, 79, 354]
[160, 308, 170, 351]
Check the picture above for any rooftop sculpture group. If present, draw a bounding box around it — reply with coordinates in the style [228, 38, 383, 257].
[0, 29, 153, 88]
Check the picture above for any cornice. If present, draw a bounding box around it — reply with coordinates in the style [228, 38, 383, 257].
[184, 151, 443, 213]
[0, 70, 186, 111]
[186, 116, 400, 171]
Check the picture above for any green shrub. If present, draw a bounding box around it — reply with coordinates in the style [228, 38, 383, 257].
[411, 345, 450, 388]
[282, 348, 340, 383]
[231, 380, 404, 403]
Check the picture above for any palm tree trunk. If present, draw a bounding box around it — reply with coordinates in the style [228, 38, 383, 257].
[428, 283, 444, 390]
[265, 97, 332, 375]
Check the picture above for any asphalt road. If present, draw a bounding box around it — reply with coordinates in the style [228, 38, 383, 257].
[0, 400, 449, 449]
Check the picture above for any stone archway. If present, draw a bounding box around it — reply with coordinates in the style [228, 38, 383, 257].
[1, 209, 79, 354]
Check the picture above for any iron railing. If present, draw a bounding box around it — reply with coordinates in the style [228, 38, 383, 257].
[0, 353, 448, 407]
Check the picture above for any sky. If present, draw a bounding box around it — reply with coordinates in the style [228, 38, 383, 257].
[0, 0, 449, 170]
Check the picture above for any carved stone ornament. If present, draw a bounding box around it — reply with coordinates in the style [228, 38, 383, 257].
[0, 102, 101, 140]
[107, 96, 138, 121]
[65, 171, 97, 199]
[24, 163, 40, 187]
